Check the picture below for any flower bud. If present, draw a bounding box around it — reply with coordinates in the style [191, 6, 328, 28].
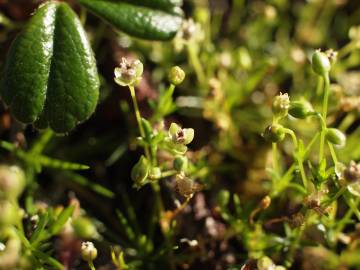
[272, 93, 290, 119]
[81, 241, 97, 262]
[344, 161, 360, 183]
[0, 165, 25, 200]
[114, 57, 143, 86]
[0, 228, 21, 269]
[325, 128, 346, 147]
[169, 123, 194, 145]
[141, 118, 153, 142]
[149, 167, 161, 180]
[217, 189, 230, 208]
[173, 156, 188, 172]
[312, 50, 331, 77]
[260, 196, 271, 209]
[168, 66, 185, 85]
[72, 217, 97, 239]
[289, 100, 313, 119]
[178, 19, 203, 42]
[349, 25, 360, 41]
[263, 124, 285, 143]
[131, 156, 150, 187]
[257, 256, 275, 270]
[0, 200, 19, 226]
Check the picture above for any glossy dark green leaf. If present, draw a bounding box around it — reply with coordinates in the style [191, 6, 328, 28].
[1, 2, 99, 133]
[77, 0, 183, 40]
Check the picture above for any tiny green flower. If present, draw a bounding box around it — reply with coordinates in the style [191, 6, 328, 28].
[114, 57, 143, 87]
[169, 123, 194, 145]
[81, 241, 98, 262]
[177, 19, 203, 42]
[312, 49, 331, 77]
[272, 93, 290, 119]
[325, 49, 338, 65]
[257, 256, 276, 270]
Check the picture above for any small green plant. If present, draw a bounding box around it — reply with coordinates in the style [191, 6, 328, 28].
[0, 1, 360, 269]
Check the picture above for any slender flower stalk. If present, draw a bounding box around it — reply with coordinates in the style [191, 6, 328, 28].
[128, 85, 150, 159]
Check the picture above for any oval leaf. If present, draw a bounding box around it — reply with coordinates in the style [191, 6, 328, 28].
[77, 0, 183, 40]
[1, 2, 99, 133]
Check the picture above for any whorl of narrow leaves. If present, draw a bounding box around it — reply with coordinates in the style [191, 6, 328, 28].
[77, 0, 183, 40]
[1, 2, 99, 133]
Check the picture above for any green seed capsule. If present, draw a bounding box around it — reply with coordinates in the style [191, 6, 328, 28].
[326, 128, 346, 147]
[72, 217, 97, 239]
[312, 50, 331, 77]
[131, 156, 150, 187]
[263, 124, 285, 143]
[289, 100, 313, 119]
[173, 156, 188, 172]
[168, 66, 185, 85]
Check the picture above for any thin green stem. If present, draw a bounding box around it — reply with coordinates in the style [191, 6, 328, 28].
[338, 113, 355, 132]
[338, 41, 358, 58]
[335, 197, 360, 234]
[319, 74, 330, 163]
[283, 128, 308, 189]
[322, 75, 330, 120]
[284, 129, 298, 148]
[328, 142, 338, 164]
[160, 170, 178, 179]
[272, 142, 278, 174]
[270, 133, 320, 197]
[316, 76, 323, 97]
[88, 261, 96, 270]
[187, 43, 206, 85]
[322, 186, 347, 207]
[128, 85, 150, 159]
[285, 211, 310, 267]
